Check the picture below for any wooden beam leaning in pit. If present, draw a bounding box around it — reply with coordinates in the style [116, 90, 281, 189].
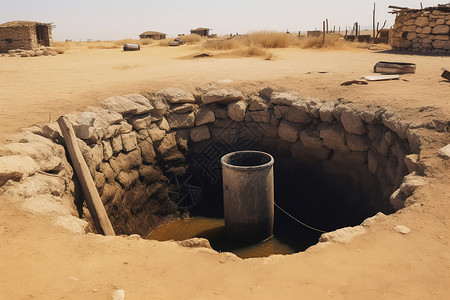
[58, 116, 115, 236]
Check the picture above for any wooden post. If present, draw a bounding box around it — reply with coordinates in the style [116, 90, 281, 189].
[326, 19, 329, 34]
[58, 116, 115, 236]
[373, 2, 376, 41]
[323, 21, 326, 44]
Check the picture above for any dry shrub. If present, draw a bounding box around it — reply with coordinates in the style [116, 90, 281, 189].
[231, 46, 269, 57]
[242, 31, 293, 48]
[87, 42, 121, 49]
[140, 39, 154, 46]
[113, 39, 141, 46]
[297, 35, 350, 49]
[52, 41, 69, 54]
[179, 34, 203, 44]
[158, 39, 171, 47]
[203, 38, 239, 50]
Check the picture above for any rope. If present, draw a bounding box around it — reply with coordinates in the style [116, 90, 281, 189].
[274, 202, 327, 234]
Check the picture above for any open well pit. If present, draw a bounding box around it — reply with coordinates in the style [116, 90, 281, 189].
[0, 86, 435, 258]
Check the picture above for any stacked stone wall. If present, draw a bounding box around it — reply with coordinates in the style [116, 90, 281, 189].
[390, 8, 450, 54]
[0, 26, 34, 52]
[1, 86, 439, 238]
[0, 24, 52, 53]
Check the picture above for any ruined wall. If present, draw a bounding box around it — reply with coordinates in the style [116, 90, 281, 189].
[0, 24, 52, 53]
[0, 86, 434, 238]
[0, 26, 34, 52]
[390, 8, 450, 54]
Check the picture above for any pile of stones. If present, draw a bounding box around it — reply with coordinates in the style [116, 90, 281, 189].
[390, 8, 450, 54]
[1, 46, 59, 57]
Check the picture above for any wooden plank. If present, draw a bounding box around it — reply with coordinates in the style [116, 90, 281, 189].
[57, 116, 115, 236]
[361, 75, 400, 81]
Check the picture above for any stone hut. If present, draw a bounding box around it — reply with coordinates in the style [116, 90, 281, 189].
[389, 4, 450, 54]
[0, 21, 53, 53]
[139, 31, 167, 40]
[190, 27, 210, 37]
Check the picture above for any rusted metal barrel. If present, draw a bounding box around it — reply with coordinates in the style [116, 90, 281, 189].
[221, 151, 274, 242]
[123, 44, 140, 51]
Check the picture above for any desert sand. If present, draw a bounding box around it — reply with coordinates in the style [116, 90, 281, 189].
[0, 42, 449, 299]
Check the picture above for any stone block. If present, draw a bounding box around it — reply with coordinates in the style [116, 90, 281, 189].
[148, 124, 166, 142]
[201, 89, 243, 104]
[346, 133, 370, 152]
[156, 87, 195, 104]
[101, 95, 140, 115]
[167, 112, 195, 129]
[432, 24, 450, 34]
[121, 132, 138, 152]
[139, 140, 156, 164]
[227, 100, 247, 122]
[102, 140, 113, 161]
[319, 123, 349, 152]
[248, 95, 269, 111]
[195, 107, 216, 126]
[319, 102, 335, 122]
[190, 126, 211, 142]
[171, 103, 196, 113]
[138, 165, 164, 183]
[130, 114, 152, 131]
[299, 127, 323, 149]
[157, 117, 170, 131]
[270, 92, 298, 106]
[111, 135, 123, 153]
[278, 120, 299, 143]
[382, 111, 409, 140]
[415, 16, 429, 27]
[157, 132, 177, 155]
[340, 110, 367, 135]
[247, 110, 270, 123]
[123, 94, 154, 114]
[0, 155, 40, 187]
[214, 107, 228, 119]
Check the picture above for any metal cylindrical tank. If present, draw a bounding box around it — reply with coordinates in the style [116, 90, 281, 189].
[123, 44, 140, 51]
[221, 151, 274, 242]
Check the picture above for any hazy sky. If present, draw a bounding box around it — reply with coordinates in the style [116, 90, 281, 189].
[1, 1, 445, 40]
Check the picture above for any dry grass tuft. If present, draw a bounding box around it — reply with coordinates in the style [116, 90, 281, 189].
[52, 41, 69, 54]
[179, 34, 203, 44]
[158, 34, 204, 47]
[297, 35, 350, 49]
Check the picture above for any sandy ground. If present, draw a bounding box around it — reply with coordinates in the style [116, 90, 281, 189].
[0, 43, 449, 299]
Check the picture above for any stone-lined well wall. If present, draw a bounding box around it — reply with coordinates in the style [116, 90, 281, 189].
[390, 7, 450, 54]
[0, 86, 433, 239]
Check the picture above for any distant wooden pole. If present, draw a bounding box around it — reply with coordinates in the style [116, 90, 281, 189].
[373, 2, 376, 40]
[58, 116, 115, 236]
[323, 21, 326, 44]
[326, 19, 329, 34]
[420, 2, 423, 9]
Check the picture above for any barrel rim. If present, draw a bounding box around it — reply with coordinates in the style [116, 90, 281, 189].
[221, 150, 274, 170]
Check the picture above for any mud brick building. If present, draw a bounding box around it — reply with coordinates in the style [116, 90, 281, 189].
[0, 21, 53, 53]
[139, 31, 167, 40]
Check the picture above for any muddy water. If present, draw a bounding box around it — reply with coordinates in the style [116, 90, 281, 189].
[148, 217, 296, 259]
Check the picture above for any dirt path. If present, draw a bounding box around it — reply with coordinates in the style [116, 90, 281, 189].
[0, 45, 449, 299]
